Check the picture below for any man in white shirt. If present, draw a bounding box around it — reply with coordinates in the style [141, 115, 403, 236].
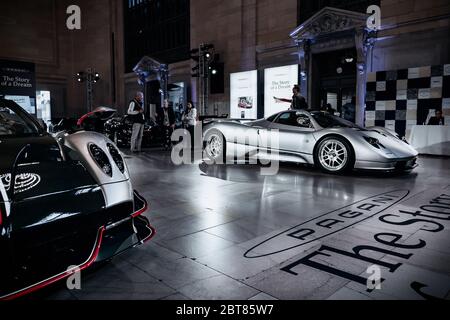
[128, 92, 145, 152]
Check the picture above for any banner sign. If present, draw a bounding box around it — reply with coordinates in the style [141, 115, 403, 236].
[230, 70, 258, 119]
[0, 60, 36, 115]
[264, 65, 298, 117]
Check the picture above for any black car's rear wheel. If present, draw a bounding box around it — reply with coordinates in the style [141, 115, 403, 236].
[314, 136, 354, 174]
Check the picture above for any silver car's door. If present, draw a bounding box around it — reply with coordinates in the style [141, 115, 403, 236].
[247, 120, 272, 151]
[268, 112, 316, 156]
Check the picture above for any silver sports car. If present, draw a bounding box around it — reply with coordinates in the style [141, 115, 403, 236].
[203, 110, 419, 174]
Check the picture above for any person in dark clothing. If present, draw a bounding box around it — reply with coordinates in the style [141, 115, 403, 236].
[156, 99, 176, 150]
[428, 110, 445, 125]
[127, 92, 145, 152]
[342, 97, 356, 123]
[322, 103, 336, 115]
[291, 85, 308, 110]
[274, 84, 308, 110]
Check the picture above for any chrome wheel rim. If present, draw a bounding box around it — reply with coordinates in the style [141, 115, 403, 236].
[206, 134, 223, 159]
[319, 139, 348, 172]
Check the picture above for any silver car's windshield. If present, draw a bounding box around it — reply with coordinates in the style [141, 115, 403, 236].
[311, 112, 364, 130]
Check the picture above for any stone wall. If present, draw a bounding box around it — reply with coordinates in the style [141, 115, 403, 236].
[0, 0, 125, 118]
[2, 0, 448, 118]
[372, 0, 450, 72]
[0, 0, 299, 117]
[184, 0, 298, 115]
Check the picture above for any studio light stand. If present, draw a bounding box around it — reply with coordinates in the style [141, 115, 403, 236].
[191, 43, 215, 115]
[76, 68, 100, 112]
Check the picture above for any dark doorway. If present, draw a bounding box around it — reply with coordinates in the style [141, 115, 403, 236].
[311, 48, 357, 114]
[146, 80, 162, 119]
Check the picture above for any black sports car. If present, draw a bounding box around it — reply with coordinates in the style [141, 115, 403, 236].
[0, 99, 153, 300]
[104, 115, 164, 148]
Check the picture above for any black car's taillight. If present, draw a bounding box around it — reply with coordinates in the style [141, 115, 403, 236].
[107, 143, 125, 173]
[88, 144, 112, 177]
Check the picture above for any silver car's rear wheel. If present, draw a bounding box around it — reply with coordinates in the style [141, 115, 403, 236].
[204, 130, 225, 163]
[315, 137, 354, 174]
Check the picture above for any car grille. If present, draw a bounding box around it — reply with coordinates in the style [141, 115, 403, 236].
[395, 157, 417, 170]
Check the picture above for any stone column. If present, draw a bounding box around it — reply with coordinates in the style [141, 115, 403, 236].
[355, 29, 369, 127]
[241, 0, 257, 70]
[296, 39, 310, 102]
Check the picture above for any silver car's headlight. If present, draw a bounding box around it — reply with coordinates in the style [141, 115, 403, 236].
[88, 143, 113, 177]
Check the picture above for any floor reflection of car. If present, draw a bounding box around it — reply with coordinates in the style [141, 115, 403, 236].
[104, 115, 164, 148]
[0, 98, 153, 300]
[203, 110, 419, 174]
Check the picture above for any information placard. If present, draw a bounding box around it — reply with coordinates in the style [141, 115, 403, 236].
[230, 70, 258, 119]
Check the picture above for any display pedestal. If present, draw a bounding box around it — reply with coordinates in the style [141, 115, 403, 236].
[406, 125, 450, 156]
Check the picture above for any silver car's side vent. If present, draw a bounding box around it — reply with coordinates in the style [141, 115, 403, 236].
[88, 143, 113, 177]
[107, 143, 125, 174]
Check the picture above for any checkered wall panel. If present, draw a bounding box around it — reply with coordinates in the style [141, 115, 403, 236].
[366, 64, 450, 137]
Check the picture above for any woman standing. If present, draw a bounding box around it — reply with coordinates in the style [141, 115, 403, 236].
[182, 101, 198, 148]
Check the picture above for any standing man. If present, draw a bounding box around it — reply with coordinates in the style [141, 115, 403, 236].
[274, 85, 308, 110]
[342, 97, 356, 123]
[128, 91, 145, 153]
[156, 99, 176, 150]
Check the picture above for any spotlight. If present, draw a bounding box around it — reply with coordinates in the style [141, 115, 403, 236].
[76, 71, 85, 83]
[212, 69, 218, 75]
[93, 72, 100, 83]
[343, 52, 355, 64]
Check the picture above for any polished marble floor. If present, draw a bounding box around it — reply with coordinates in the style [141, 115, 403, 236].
[36, 151, 450, 300]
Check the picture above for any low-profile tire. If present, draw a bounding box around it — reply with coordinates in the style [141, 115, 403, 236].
[314, 136, 355, 174]
[203, 129, 226, 164]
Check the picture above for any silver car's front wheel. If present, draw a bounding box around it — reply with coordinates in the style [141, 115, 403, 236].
[315, 137, 354, 174]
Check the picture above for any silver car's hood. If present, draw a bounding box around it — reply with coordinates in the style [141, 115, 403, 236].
[362, 129, 418, 158]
